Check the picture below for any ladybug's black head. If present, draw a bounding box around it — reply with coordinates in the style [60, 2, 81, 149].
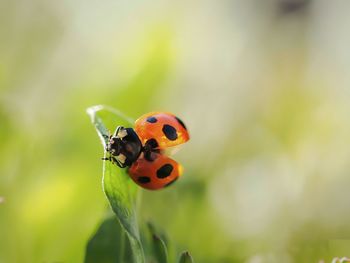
[106, 126, 142, 168]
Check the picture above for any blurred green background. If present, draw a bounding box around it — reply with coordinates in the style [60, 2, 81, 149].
[1, 0, 350, 262]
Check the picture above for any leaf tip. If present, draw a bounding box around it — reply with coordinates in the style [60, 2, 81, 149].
[179, 250, 194, 263]
[86, 105, 103, 117]
[152, 234, 160, 241]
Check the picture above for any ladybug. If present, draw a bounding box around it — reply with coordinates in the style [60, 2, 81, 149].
[104, 112, 190, 190]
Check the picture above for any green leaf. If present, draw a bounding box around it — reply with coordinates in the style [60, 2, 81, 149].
[87, 105, 144, 263]
[146, 222, 168, 263]
[178, 251, 194, 263]
[151, 234, 168, 263]
[84, 216, 131, 263]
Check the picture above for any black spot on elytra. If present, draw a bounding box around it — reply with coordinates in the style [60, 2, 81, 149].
[156, 164, 173, 178]
[138, 176, 151, 184]
[164, 177, 178, 187]
[162, 124, 177, 141]
[147, 116, 157, 123]
[175, 116, 187, 130]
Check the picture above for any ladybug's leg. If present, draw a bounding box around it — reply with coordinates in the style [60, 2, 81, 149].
[113, 156, 128, 168]
[101, 156, 127, 168]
